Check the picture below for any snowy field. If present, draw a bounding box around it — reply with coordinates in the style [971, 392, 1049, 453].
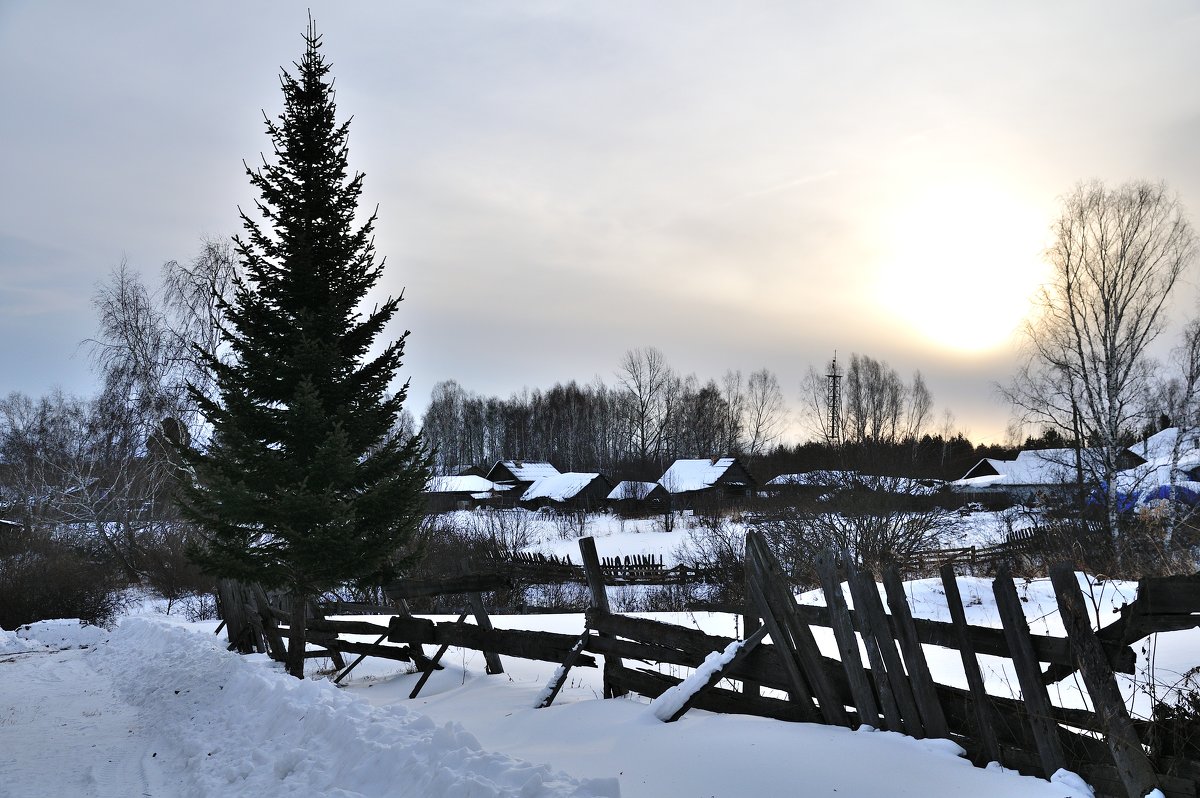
[2, 509, 1196, 797]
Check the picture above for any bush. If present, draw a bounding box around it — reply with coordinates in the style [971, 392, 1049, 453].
[0, 526, 129, 629]
[139, 525, 216, 614]
[1151, 667, 1200, 764]
[675, 513, 746, 606]
[400, 511, 535, 612]
[1020, 509, 1197, 579]
[753, 489, 955, 587]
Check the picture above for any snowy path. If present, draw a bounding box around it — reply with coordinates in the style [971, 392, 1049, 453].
[0, 619, 616, 798]
[0, 644, 179, 797]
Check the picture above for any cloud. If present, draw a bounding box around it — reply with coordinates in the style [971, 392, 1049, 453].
[3, 2, 1199, 443]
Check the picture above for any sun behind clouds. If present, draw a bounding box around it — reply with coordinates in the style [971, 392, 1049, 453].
[874, 182, 1052, 354]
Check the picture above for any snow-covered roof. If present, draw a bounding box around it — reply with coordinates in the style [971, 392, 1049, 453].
[607, 480, 662, 501]
[521, 473, 601, 502]
[952, 473, 1007, 490]
[766, 471, 938, 494]
[660, 458, 740, 493]
[1125, 427, 1200, 466]
[425, 475, 497, 494]
[497, 461, 560, 483]
[1126, 428, 1200, 471]
[766, 473, 806, 486]
[765, 470, 857, 487]
[955, 449, 1080, 487]
[1114, 427, 1200, 495]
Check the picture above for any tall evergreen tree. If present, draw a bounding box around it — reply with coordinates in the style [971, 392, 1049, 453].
[181, 20, 431, 678]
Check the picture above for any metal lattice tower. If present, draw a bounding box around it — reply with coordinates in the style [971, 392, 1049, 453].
[826, 353, 842, 446]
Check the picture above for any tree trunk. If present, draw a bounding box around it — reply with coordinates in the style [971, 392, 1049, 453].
[286, 587, 308, 679]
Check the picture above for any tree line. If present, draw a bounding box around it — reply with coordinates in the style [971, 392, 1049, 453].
[421, 352, 787, 479]
[421, 347, 1011, 483]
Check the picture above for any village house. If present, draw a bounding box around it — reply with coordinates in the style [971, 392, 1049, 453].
[483, 461, 561, 506]
[606, 480, 670, 516]
[520, 472, 613, 513]
[659, 457, 756, 510]
[422, 475, 508, 513]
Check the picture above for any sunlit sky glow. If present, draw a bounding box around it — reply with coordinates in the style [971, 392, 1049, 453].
[3, 2, 1199, 445]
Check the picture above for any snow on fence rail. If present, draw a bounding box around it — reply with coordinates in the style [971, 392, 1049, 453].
[219, 539, 1200, 798]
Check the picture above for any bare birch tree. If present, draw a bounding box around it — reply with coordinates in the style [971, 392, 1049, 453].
[618, 346, 676, 470]
[744, 368, 787, 465]
[1008, 180, 1196, 546]
[721, 369, 747, 454]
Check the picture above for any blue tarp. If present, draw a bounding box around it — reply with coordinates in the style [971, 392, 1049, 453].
[1087, 482, 1200, 511]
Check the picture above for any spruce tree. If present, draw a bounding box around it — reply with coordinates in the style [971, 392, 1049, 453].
[181, 20, 431, 678]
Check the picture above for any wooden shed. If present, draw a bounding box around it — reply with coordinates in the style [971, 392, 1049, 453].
[606, 480, 670, 516]
[659, 457, 757, 511]
[520, 472, 613, 513]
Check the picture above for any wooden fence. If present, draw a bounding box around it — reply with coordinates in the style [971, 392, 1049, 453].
[222, 538, 1200, 798]
[901, 525, 1076, 575]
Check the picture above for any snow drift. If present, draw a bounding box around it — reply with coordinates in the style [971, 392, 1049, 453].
[92, 618, 619, 798]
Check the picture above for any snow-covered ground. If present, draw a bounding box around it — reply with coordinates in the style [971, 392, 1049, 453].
[2, 508, 1195, 797]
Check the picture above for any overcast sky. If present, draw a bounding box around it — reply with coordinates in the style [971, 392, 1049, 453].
[3, 2, 1200, 445]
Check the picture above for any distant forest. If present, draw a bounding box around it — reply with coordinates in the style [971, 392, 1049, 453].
[420, 348, 1021, 483]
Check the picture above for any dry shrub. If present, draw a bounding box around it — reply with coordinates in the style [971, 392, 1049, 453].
[0, 527, 129, 629]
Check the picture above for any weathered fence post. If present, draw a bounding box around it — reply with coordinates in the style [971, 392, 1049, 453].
[814, 550, 881, 728]
[216, 579, 259, 654]
[992, 569, 1067, 778]
[742, 555, 762, 699]
[251, 584, 288, 661]
[744, 557, 821, 722]
[1050, 564, 1158, 798]
[746, 532, 848, 726]
[844, 555, 924, 737]
[579, 536, 627, 698]
[467, 591, 505, 675]
[882, 566, 949, 739]
[939, 565, 1002, 765]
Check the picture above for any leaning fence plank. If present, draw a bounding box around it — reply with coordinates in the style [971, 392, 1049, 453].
[845, 556, 924, 738]
[579, 536, 626, 698]
[814, 550, 881, 728]
[840, 556, 903, 733]
[882, 566, 949, 739]
[992, 569, 1066, 778]
[217, 580, 257, 654]
[742, 556, 762, 699]
[536, 630, 592, 709]
[654, 626, 769, 723]
[745, 569, 821, 723]
[308, 602, 346, 670]
[333, 632, 387, 685]
[467, 592, 505, 675]
[747, 533, 850, 726]
[252, 585, 288, 661]
[939, 565, 1002, 765]
[408, 608, 470, 699]
[1049, 564, 1158, 798]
